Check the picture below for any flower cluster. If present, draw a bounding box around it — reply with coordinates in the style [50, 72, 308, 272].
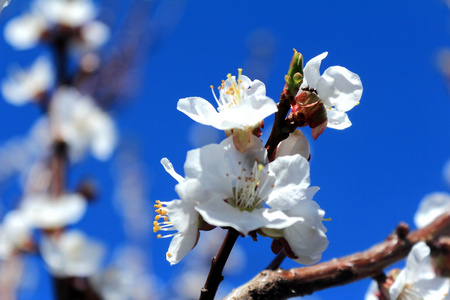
[0, 0, 113, 283]
[155, 55, 361, 267]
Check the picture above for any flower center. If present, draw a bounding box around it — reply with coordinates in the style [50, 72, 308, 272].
[226, 160, 267, 212]
[210, 68, 245, 111]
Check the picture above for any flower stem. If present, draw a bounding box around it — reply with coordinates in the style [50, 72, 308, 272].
[199, 229, 240, 300]
[265, 90, 294, 160]
[265, 251, 286, 271]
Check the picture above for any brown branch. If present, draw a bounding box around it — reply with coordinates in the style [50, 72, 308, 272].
[224, 212, 450, 300]
[199, 229, 240, 300]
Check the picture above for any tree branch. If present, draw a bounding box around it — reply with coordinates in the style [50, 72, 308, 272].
[224, 212, 450, 300]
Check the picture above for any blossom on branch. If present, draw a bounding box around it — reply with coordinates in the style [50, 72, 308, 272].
[291, 52, 363, 139]
[177, 69, 277, 151]
[389, 242, 450, 300]
[414, 192, 450, 229]
[40, 230, 104, 277]
[50, 87, 117, 161]
[1, 56, 53, 106]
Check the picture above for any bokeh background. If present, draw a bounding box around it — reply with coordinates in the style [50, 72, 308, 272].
[0, 0, 450, 299]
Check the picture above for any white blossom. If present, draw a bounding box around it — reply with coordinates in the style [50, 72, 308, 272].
[40, 230, 104, 277]
[4, 0, 107, 51]
[180, 135, 309, 235]
[50, 87, 117, 161]
[32, 0, 96, 28]
[154, 158, 201, 265]
[299, 52, 363, 129]
[0, 210, 32, 259]
[177, 69, 277, 131]
[2, 56, 53, 106]
[21, 193, 87, 229]
[389, 242, 450, 300]
[414, 192, 450, 229]
[279, 187, 328, 265]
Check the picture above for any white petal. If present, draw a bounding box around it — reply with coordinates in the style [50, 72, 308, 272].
[266, 154, 310, 210]
[40, 231, 104, 277]
[165, 199, 198, 234]
[196, 200, 277, 235]
[22, 193, 87, 229]
[302, 52, 328, 90]
[161, 158, 185, 183]
[326, 109, 352, 130]
[4, 14, 47, 50]
[167, 226, 198, 265]
[275, 129, 310, 160]
[177, 97, 239, 130]
[414, 192, 450, 228]
[284, 200, 328, 265]
[364, 281, 381, 300]
[316, 66, 362, 112]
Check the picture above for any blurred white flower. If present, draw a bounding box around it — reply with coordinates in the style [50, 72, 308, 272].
[299, 52, 363, 130]
[40, 230, 104, 277]
[21, 193, 87, 229]
[177, 69, 277, 142]
[51, 87, 117, 161]
[275, 129, 310, 160]
[0, 0, 11, 13]
[4, 0, 108, 51]
[389, 242, 450, 300]
[414, 192, 450, 228]
[0, 210, 32, 259]
[2, 56, 53, 106]
[32, 0, 96, 28]
[4, 14, 47, 49]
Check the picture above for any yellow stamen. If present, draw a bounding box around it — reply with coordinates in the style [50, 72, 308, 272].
[323, 217, 332, 221]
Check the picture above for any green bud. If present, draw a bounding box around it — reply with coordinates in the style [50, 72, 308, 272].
[285, 49, 304, 97]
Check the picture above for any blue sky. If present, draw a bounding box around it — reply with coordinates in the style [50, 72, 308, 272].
[1, 0, 450, 299]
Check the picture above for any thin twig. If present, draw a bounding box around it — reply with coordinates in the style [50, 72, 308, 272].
[224, 212, 450, 300]
[199, 229, 240, 300]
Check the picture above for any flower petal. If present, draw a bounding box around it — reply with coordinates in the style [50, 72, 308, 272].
[414, 192, 450, 229]
[177, 97, 240, 130]
[302, 52, 328, 90]
[167, 226, 199, 265]
[326, 109, 352, 130]
[266, 154, 310, 210]
[316, 66, 362, 112]
[196, 199, 289, 235]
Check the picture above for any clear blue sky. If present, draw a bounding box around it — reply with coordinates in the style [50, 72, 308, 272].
[1, 1, 449, 299]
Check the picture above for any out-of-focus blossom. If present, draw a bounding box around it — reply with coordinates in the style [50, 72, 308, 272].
[414, 192, 450, 228]
[21, 193, 87, 229]
[298, 52, 363, 130]
[389, 242, 450, 300]
[40, 230, 104, 277]
[2, 56, 53, 106]
[0, 0, 11, 13]
[4, 14, 47, 50]
[4, 0, 108, 51]
[32, 0, 96, 28]
[275, 129, 310, 160]
[0, 210, 32, 259]
[51, 87, 117, 161]
[443, 159, 450, 187]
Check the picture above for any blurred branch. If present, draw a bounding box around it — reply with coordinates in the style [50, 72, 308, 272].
[224, 212, 450, 300]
